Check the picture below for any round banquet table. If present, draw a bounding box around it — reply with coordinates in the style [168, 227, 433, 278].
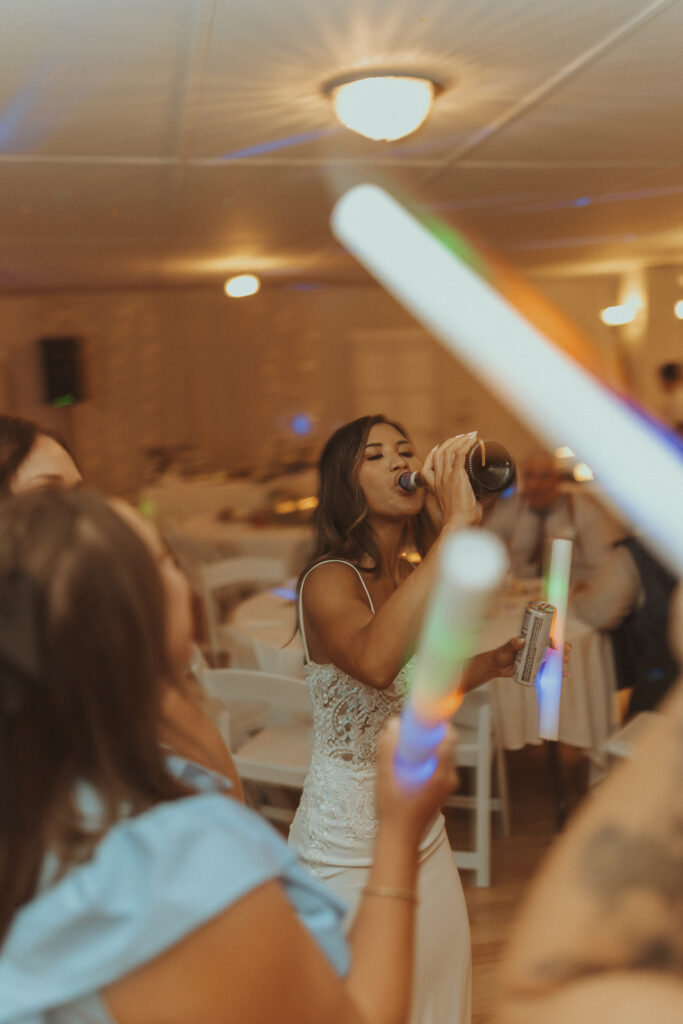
[229, 588, 303, 677]
[174, 515, 314, 577]
[229, 581, 618, 766]
[481, 590, 617, 765]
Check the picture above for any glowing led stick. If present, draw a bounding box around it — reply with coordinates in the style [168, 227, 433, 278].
[331, 185, 683, 576]
[394, 529, 508, 787]
[536, 538, 572, 740]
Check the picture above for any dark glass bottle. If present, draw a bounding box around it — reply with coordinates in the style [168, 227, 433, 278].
[398, 439, 516, 497]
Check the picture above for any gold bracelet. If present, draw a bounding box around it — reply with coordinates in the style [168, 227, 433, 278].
[362, 885, 417, 903]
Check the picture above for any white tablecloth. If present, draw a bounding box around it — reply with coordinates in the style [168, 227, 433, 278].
[230, 590, 303, 677]
[140, 477, 266, 521]
[176, 516, 314, 577]
[229, 584, 617, 760]
[481, 600, 617, 759]
[140, 469, 319, 524]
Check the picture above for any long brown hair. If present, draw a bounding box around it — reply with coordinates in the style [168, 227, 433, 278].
[300, 414, 437, 585]
[0, 490, 192, 943]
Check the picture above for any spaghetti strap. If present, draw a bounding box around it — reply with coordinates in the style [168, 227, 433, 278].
[298, 559, 375, 664]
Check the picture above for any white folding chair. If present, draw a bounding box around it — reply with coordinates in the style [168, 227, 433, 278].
[444, 687, 511, 887]
[198, 556, 287, 666]
[162, 523, 223, 593]
[200, 667, 312, 824]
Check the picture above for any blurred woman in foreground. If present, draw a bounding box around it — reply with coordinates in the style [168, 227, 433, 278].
[0, 489, 457, 1024]
[0, 412, 238, 787]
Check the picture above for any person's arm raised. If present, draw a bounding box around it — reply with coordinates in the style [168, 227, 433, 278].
[345, 719, 459, 1023]
[302, 434, 482, 688]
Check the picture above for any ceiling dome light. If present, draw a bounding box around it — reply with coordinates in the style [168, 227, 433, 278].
[674, 299, 683, 319]
[224, 273, 260, 298]
[325, 72, 441, 141]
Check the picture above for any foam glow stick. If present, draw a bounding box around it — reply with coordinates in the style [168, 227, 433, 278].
[331, 185, 683, 577]
[394, 529, 508, 787]
[536, 538, 572, 740]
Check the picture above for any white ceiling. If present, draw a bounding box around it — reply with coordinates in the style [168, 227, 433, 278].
[1, 0, 682, 292]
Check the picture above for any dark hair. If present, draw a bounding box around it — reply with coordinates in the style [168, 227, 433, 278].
[300, 414, 437, 584]
[0, 414, 76, 493]
[0, 489, 191, 943]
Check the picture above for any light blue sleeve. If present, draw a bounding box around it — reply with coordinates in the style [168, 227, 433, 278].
[0, 794, 349, 1023]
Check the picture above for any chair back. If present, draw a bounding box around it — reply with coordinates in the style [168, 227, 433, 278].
[199, 556, 287, 664]
[445, 685, 510, 887]
[199, 668, 312, 794]
[201, 666, 311, 715]
[162, 524, 223, 591]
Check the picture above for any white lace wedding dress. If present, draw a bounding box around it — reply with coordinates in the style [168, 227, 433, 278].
[289, 560, 471, 1024]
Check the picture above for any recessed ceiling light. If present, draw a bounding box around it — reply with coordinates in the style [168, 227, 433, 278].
[674, 299, 683, 319]
[224, 274, 260, 298]
[324, 71, 443, 142]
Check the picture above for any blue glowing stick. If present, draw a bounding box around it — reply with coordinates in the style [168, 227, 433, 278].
[393, 530, 508, 787]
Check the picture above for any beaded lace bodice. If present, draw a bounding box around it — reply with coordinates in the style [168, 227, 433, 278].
[305, 659, 412, 770]
[290, 560, 416, 867]
[292, 658, 414, 866]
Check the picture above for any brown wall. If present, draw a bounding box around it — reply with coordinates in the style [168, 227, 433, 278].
[2, 268, 673, 497]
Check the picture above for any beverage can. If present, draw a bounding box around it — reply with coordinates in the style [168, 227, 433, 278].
[513, 600, 555, 686]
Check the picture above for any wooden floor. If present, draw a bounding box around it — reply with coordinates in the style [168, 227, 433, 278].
[445, 742, 591, 1024]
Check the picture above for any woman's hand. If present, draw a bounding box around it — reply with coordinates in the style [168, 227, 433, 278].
[460, 636, 524, 690]
[420, 432, 482, 531]
[489, 636, 525, 678]
[463, 636, 572, 690]
[374, 717, 458, 846]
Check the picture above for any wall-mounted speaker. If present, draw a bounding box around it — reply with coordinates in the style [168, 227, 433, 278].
[38, 336, 84, 406]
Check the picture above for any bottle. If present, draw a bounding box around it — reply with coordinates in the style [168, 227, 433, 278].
[398, 439, 516, 498]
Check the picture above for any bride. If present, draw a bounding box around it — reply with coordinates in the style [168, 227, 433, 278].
[289, 414, 522, 1024]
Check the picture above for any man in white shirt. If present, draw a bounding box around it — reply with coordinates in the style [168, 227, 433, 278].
[484, 451, 623, 586]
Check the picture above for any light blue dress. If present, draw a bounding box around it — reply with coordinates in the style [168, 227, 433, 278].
[0, 757, 349, 1024]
